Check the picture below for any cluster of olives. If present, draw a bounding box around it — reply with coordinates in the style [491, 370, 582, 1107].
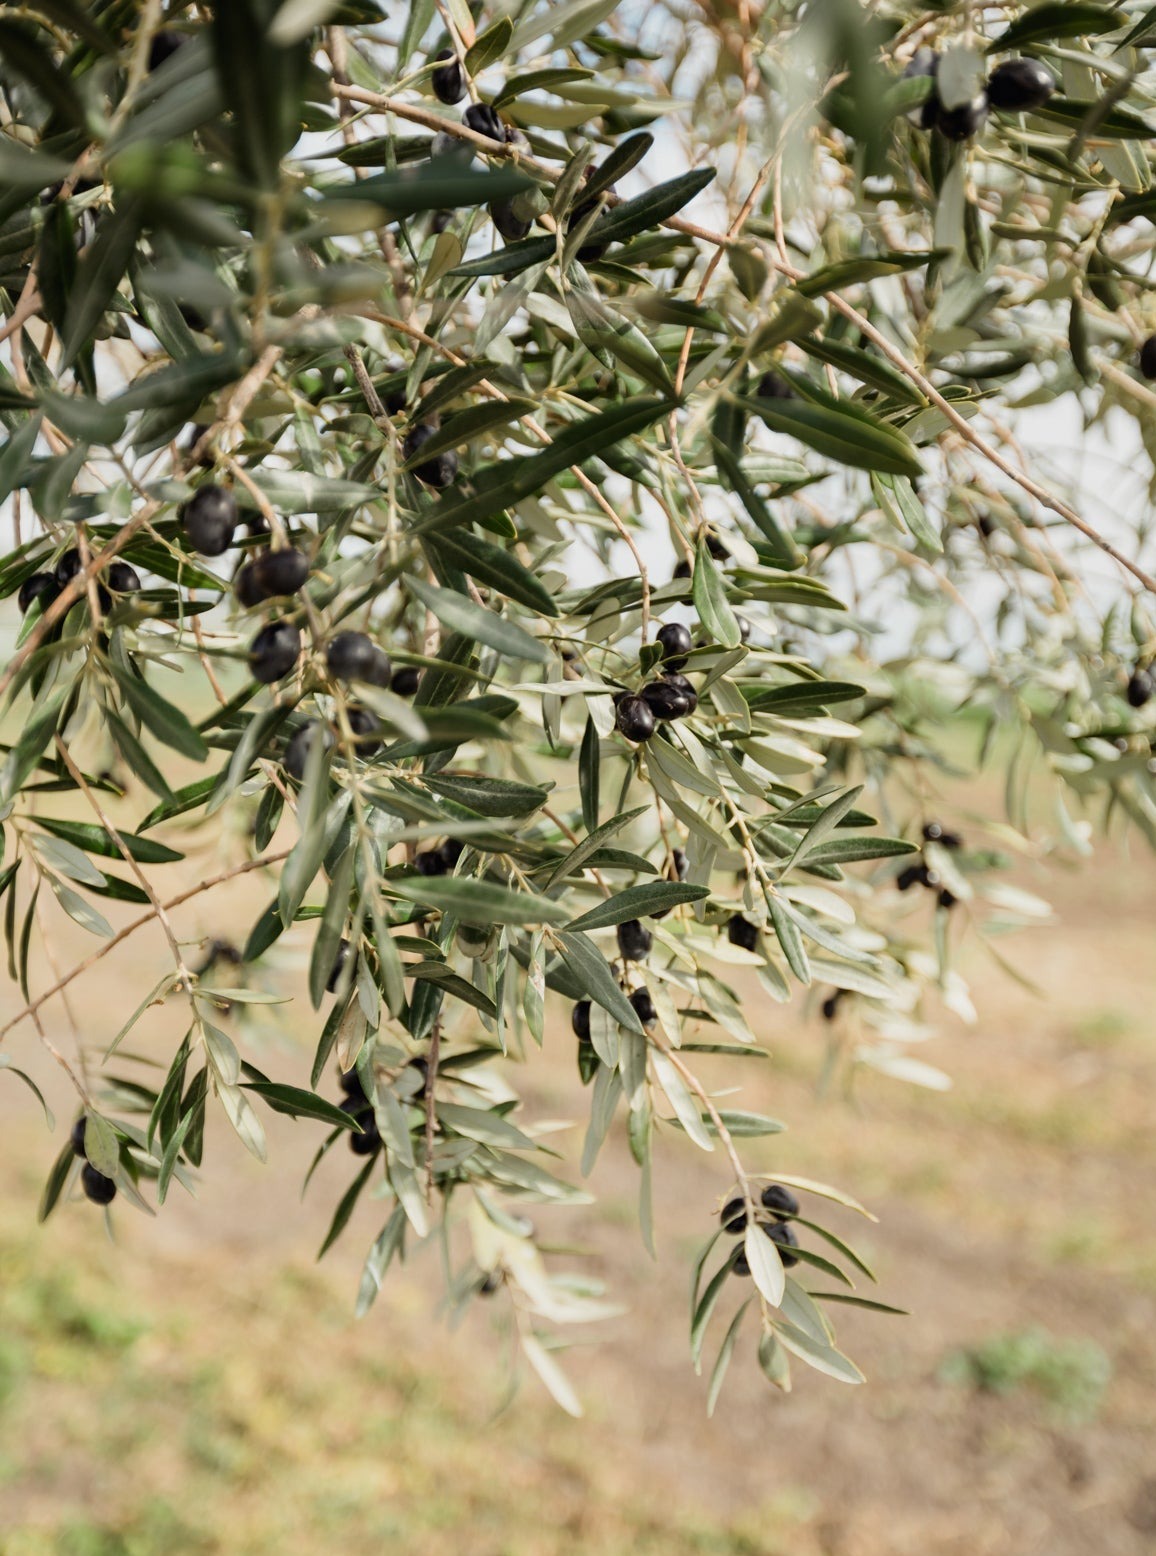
[19, 546, 141, 618]
[721, 1182, 802, 1273]
[615, 623, 699, 743]
[338, 1068, 381, 1157]
[571, 916, 661, 1080]
[905, 52, 1055, 141]
[70, 1116, 117, 1206]
[897, 820, 963, 908]
[180, 482, 425, 712]
[1126, 665, 1154, 707]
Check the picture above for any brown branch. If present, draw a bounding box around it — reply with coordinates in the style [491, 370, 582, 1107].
[0, 850, 292, 1044]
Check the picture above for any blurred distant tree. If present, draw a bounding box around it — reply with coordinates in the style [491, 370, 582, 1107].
[0, 0, 1154, 1410]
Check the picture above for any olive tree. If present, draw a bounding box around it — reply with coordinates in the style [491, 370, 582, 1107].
[0, 0, 1154, 1412]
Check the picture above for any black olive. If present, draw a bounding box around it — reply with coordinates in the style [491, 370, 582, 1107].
[571, 1000, 591, 1040]
[415, 848, 448, 876]
[70, 1116, 89, 1158]
[181, 484, 238, 556]
[283, 719, 333, 781]
[107, 562, 141, 593]
[18, 572, 59, 615]
[757, 369, 797, 400]
[986, 57, 1055, 112]
[1140, 336, 1156, 381]
[347, 707, 382, 755]
[81, 1163, 117, 1205]
[762, 1220, 799, 1267]
[327, 938, 354, 993]
[250, 547, 310, 599]
[655, 621, 692, 669]
[1127, 669, 1153, 707]
[720, 1195, 747, 1234]
[462, 102, 505, 141]
[640, 680, 690, 721]
[431, 48, 465, 105]
[617, 919, 652, 961]
[249, 620, 302, 684]
[661, 671, 698, 714]
[490, 196, 531, 242]
[148, 30, 186, 71]
[936, 93, 989, 141]
[615, 693, 655, 743]
[391, 666, 421, 698]
[629, 986, 657, 1027]
[727, 916, 758, 952]
[403, 424, 459, 488]
[760, 1183, 799, 1219]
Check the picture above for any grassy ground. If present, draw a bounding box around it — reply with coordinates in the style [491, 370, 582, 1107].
[1, 781, 1155, 1555]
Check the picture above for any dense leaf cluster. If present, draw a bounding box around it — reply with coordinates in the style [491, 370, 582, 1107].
[0, 0, 1154, 1410]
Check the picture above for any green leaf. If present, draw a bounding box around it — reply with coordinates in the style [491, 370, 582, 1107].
[423, 530, 558, 617]
[0, 19, 87, 129]
[390, 874, 570, 925]
[61, 198, 145, 369]
[408, 960, 498, 1017]
[35, 816, 184, 864]
[318, 1157, 376, 1258]
[556, 929, 644, 1033]
[465, 15, 513, 71]
[564, 882, 708, 930]
[707, 1299, 752, 1416]
[38, 1142, 76, 1223]
[110, 664, 209, 762]
[872, 473, 941, 554]
[405, 575, 549, 662]
[415, 398, 674, 540]
[692, 537, 742, 648]
[423, 774, 549, 817]
[794, 253, 935, 298]
[990, 3, 1124, 50]
[752, 396, 922, 480]
[241, 1080, 360, 1129]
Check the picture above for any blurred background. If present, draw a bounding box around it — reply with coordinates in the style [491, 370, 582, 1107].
[0, 728, 1154, 1556]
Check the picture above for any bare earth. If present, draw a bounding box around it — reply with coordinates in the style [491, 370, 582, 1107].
[0, 816, 1153, 1555]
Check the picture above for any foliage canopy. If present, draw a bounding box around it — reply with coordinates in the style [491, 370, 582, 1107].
[0, 0, 1154, 1410]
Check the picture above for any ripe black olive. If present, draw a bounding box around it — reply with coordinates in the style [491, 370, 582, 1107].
[571, 1000, 591, 1040]
[327, 631, 390, 685]
[234, 561, 264, 608]
[249, 620, 302, 684]
[18, 572, 58, 614]
[81, 1163, 117, 1205]
[284, 720, 333, 781]
[327, 938, 354, 993]
[762, 1220, 799, 1267]
[250, 547, 309, 599]
[181, 484, 238, 556]
[491, 196, 531, 242]
[615, 693, 655, 743]
[672, 848, 689, 881]
[347, 706, 382, 755]
[70, 1116, 89, 1158]
[760, 1183, 799, 1219]
[902, 48, 941, 130]
[463, 102, 505, 141]
[629, 986, 657, 1026]
[431, 48, 465, 105]
[415, 848, 448, 876]
[655, 621, 692, 669]
[661, 671, 698, 714]
[640, 680, 690, 721]
[391, 666, 421, 697]
[1140, 336, 1156, 381]
[148, 30, 186, 72]
[107, 562, 141, 593]
[727, 916, 758, 952]
[936, 93, 989, 141]
[617, 919, 652, 960]
[1127, 669, 1153, 707]
[757, 369, 797, 400]
[720, 1195, 747, 1234]
[986, 57, 1055, 112]
[403, 424, 459, 488]
[55, 547, 82, 589]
